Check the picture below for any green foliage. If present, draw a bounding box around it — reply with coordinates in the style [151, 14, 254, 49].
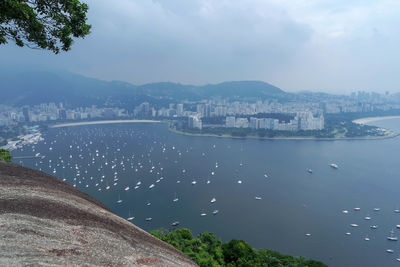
[0, 0, 91, 53]
[0, 149, 12, 162]
[151, 228, 327, 267]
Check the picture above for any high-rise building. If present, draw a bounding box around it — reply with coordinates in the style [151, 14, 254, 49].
[225, 116, 235, 128]
[204, 104, 211, 117]
[249, 117, 259, 129]
[58, 109, 67, 120]
[188, 115, 202, 129]
[22, 107, 30, 122]
[176, 104, 184, 116]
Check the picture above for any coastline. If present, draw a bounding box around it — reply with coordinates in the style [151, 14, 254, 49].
[353, 115, 400, 125]
[50, 119, 161, 128]
[5, 116, 397, 148]
[168, 127, 399, 141]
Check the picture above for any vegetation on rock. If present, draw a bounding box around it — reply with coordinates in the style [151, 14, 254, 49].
[0, 149, 12, 162]
[151, 228, 327, 267]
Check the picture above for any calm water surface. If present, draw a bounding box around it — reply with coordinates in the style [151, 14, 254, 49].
[12, 118, 400, 267]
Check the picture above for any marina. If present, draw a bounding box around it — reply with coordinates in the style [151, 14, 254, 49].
[11, 118, 400, 267]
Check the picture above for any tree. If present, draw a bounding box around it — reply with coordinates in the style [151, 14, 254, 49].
[0, 0, 91, 54]
[0, 149, 12, 162]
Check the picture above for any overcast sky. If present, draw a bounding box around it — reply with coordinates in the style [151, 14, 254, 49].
[1, 0, 400, 93]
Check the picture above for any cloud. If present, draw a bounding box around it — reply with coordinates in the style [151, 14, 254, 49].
[0, 0, 399, 93]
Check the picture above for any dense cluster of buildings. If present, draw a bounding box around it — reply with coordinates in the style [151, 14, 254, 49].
[1, 89, 399, 133]
[0, 103, 127, 126]
[225, 112, 324, 131]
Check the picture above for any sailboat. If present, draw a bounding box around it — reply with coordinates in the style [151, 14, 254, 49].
[173, 193, 179, 202]
[387, 230, 398, 241]
[127, 210, 135, 221]
[116, 195, 123, 203]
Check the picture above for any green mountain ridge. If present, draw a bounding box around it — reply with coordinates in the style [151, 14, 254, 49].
[0, 70, 286, 106]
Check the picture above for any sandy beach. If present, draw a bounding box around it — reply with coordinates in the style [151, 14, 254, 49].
[353, 116, 400, 125]
[50, 120, 161, 128]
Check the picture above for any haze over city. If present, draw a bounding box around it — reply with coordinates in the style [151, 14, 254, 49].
[1, 0, 400, 93]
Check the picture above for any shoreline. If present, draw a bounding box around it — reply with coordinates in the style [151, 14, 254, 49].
[37, 116, 400, 141]
[50, 120, 161, 128]
[353, 115, 400, 125]
[168, 127, 399, 141]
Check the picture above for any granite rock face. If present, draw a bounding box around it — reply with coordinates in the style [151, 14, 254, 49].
[0, 161, 196, 266]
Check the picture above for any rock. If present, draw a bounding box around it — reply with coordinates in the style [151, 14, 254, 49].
[0, 161, 196, 266]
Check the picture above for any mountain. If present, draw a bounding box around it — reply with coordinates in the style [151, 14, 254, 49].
[0, 70, 137, 107]
[200, 81, 285, 98]
[0, 161, 196, 266]
[0, 69, 288, 106]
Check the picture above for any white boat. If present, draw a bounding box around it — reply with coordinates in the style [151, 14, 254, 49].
[171, 221, 180, 226]
[145, 217, 152, 221]
[200, 213, 207, 217]
[136, 181, 141, 186]
[388, 231, 398, 241]
[173, 193, 179, 202]
[149, 184, 155, 189]
[124, 186, 130, 191]
[212, 210, 219, 215]
[373, 208, 380, 211]
[237, 180, 242, 184]
[306, 168, 313, 174]
[364, 236, 370, 241]
[207, 180, 211, 184]
[350, 224, 358, 227]
[370, 225, 378, 229]
[330, 163, 339, 169]
[254, 196, 262, 200]
[354, 207, 361, 211]
[211, 198, 216, 203]
[127, 211, 134, 221]
[345, 232, 351, 236]
[396, 225, 400, 229]
[305, 233, 311, 237]
[387, 249, 394, 253]
[342, 210, 349, 214]
[191, 181, 197, 185]
[117, 195, 122, 203]
[364, 216, 371, 220]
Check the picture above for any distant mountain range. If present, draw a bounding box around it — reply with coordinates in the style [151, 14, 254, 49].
[0, 70, 288, 107]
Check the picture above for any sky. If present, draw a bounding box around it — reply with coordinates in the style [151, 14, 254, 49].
[1, 0, 400, 93]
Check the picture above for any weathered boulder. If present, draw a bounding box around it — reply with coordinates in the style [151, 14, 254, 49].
[0, 161, 196, 266]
